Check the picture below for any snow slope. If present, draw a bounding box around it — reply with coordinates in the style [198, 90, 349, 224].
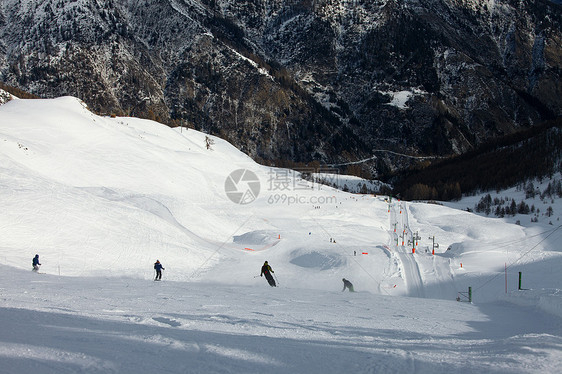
[2, 266, 561, 374]
[1, 97, 561, 373]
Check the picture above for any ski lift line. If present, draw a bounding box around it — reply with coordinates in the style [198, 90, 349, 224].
[326, 150, 443, 167]
[305, 213, 391, 296]
[457, 225, 562, 253]
[498, 227, 562, 251]
[188, 215, 256, 280]
[475, 224, 561, 292]
[473, 224, 562, 293]
[504, 228, 562, 270]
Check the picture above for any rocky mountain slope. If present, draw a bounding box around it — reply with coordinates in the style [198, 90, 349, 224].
[0, 0, 560, 175]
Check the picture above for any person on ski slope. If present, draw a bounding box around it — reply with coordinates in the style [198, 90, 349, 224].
[342, 278, 355, 292]
[154, 260, 165, 281]
[32, 254, 41, 271]
[260, 261, 276, 287]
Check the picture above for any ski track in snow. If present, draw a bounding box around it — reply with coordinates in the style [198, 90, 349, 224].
[386, 199, 426, 297]
[1, 268, 562, 374]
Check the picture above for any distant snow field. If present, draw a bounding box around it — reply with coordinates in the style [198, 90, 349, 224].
[1, 96, 561, 373]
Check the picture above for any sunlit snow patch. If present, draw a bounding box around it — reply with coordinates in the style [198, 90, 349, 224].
[0, 343, 115, 371]
[383, 88, 425, 110]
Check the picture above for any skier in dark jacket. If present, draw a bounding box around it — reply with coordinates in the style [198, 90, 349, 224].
[32, 254, 41, 271]
[260, 261, 276, 287]
[342, 278, 355, 292]
[154, 260, 165, 281]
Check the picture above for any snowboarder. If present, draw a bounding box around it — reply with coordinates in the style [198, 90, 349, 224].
[154, 260, 165, 281]
[260, 261, 276, 287]
[342, 278, 354, 292]
[32, 254, 41, 272]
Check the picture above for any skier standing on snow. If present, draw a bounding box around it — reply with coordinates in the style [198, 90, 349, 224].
[260, 261, 276, 287]
[32, 254, 41, 272]
[342, 278, 354, 292]
[154, 260, 165, 281]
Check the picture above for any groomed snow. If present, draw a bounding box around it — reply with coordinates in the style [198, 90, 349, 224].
[1, 96, 561, 373]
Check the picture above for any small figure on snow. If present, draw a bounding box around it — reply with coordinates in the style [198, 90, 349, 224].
[342, 278, 355, 292]
[32, 254, 41, 272]
[154, 260, 165, 281]
[260, 261, 276, 287]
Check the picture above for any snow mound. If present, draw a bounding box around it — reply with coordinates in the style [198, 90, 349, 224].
[233, 230, 279, 245]
[290, 250, 346, 270]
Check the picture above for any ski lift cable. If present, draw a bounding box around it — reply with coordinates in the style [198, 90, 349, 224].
[473, 224, 562, 292]
[505, 228, 562, 268]
[188, 214, 255, 280]
[326, 149, 444, 167]
[452, 226, 561, 253]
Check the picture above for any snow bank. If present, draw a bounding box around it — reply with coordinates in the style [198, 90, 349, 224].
[505, 289, 562, 319]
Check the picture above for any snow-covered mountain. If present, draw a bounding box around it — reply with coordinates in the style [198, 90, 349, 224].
[1, 97, 561, 373]
[0, 0, 560, 174]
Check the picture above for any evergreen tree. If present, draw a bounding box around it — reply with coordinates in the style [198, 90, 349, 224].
[509, 199, 517, 215]
[517, 201, 530, 214]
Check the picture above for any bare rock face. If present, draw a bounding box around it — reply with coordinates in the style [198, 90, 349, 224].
[0, 0, 560, 174]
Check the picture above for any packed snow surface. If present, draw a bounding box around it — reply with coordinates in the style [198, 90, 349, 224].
[1, 97, 561, 373]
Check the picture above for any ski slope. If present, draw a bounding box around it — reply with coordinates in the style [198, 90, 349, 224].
[1, 96, 561, 373]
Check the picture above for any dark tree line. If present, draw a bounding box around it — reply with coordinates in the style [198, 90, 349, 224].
[0, 82, 40, 99]
[391, 119, 562, 201]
